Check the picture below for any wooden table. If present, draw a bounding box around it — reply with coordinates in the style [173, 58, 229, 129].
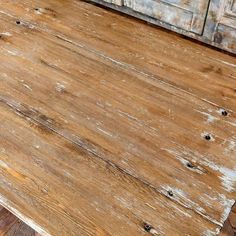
[0, 0, 236, 235]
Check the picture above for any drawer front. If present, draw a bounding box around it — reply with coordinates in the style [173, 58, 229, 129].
[124, 0, 210, 34]
[213, 0, 236, 53]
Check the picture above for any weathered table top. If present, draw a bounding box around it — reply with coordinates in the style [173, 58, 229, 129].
[0, 0, 236, 235]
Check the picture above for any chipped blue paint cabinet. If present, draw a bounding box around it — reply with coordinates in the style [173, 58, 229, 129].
[91, 0, 236, 54]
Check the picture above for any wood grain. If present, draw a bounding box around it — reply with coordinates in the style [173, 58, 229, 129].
[0, 104, 219, 235]
[0, 0, 235, 235]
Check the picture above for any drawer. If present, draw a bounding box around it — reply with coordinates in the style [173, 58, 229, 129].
[124, 0, 210, 34]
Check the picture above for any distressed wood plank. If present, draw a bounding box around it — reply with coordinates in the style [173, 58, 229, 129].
[0, 1, 235, 235]
[2, 18, 234, 225]
[0, 4, 235, 226]
[0, 104, 218, 235]
[0, 0, 235, 111]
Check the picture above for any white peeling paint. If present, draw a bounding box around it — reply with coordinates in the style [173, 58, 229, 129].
[197, 111, 218, 123]
[200, 159, 236, 193]
[163, 148, 205, 174]
[216, 59, 236, 68]
[0, 160, 9, 169]
[97, 127, 114, 137]
[224, 139, 236, 155]
[160, 185, 207, 217]
[217, 108, 227, 115]
[0, 32, 12, 36]
[199, 194, 217, 212]
[19, 80, 32, 91]
[218, 194, 235, 222]
[55, 82, 66, 92]
[200, 193, 235, 223]
[162, 147, 236, 225]
[35, 9, 43, 15]
[6, 49, 18, 56]
[149, 227, 162, 236]
[34, 145, 40, 149]
[202, 228, 220, 236]
[23, 83, 32, 91]
[219, 167, 236, 192]
[171, 202, 192, 218]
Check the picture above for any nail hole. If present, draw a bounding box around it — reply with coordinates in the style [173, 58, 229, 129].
[221, 110, 228, 116]
[168, 190, 174, 197]
[143, 223, 153, 232]
[34, 8, 39, 11]
[187, 162, 195, 169]
[204, 134, 211, 141]
[16, 20, 21, 25]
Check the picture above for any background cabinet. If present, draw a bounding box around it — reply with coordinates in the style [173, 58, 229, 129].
[91, 0, 236, 54]
[123, 0, 210, 34]
[213, 0, 236, 52]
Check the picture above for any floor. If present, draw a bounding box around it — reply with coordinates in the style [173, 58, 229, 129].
[0, 206, 39, 236]
[221, 204, 236, 236]
[0, 0, 236, 235]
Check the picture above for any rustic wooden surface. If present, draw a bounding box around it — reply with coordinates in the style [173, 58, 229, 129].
[0, 0, 235, 235]
[0, 206, 39, 236]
